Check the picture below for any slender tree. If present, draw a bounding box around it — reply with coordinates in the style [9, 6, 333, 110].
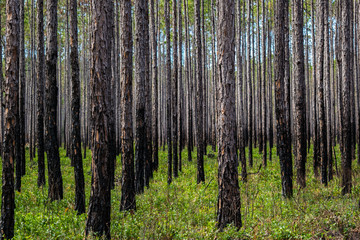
[120, 0, 136, 212]
[216, 0, 242, 230]
[45, 0, 63, 201]
[151, 0, 159, 172]
[173, 0, 179, 178]
[195, 0, 205, 183]
[316, 0, 328, 186]
[247, 0, 253, 168]
[165, 0, 173, 185]
[293, 0, 307, 188]
[1, 0, 19, 237]
[36, 0, 45, 187]
[275, 0, 293, 198]
[341, 0, 353, 195]
[70, 0, 85, 214]
[134, 0, 149, 193]
[18, 0, 25, 179]
[15, 0, 24, 192]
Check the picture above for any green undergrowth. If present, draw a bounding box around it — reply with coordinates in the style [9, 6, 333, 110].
[2, 145, 360, 239]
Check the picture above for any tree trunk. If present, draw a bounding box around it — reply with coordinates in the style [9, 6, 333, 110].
[36, 0, 45, 187]
[173, 0, 179, 178]
[316, 0, 328, 186]
[85, 0, 112, 238]
[165, 0, 173, 185]
[293, 0, 307, 189]
[70, 0, 85, 214]
[341, 0, 353, 195]
[151, 0, 159, 172]
[134, 0, 149, 193]
[195, 0, 205, 183]
[120, 0, 136, 212]
[216, 0, 242, 231]
[1, 0, 19, 237]
[247, 0, 253, 168]
[45, 0, 63, 201]
[275, 0, 293, 198]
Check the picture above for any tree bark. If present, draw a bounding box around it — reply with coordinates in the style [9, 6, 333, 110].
[341, 0, 353, 195]
[70, 0, 85, 214]
[316, 0, 328, 186]
[151, 0, 159, 172]
[217, 0, 242, 231]
[275, 0, 293, 198]
[293, 0, 307, 189]
[45, 0, 63, 201]
[120, 0, 136, 212]
[85, 0, 112, 237]
[134, 0, 149, 193]
[165, 0, 173, 185]
[173, 0, 179, 178]
[195, 0, 205, 183]
[1, 0, 19, 237]
[36, 0, 45, 188]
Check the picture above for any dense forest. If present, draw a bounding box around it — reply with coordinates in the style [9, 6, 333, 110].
[1, 0, 360, 239]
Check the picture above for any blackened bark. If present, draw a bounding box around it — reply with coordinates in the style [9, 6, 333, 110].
[134, 0, 149, 193]
[262, 0, 267, 167]
[165, 0, 173, 185]
[151, 0, 159, 172]
[15, 0, 24, 192]
[217, 0, 242, 231]
[316, 0, 328, 186]
[85, 0, 112, 238]
[0, 0, 19, 237]
[247, 0, 253, 168]
[45, 0, 63, 201]
[173, 0, 179, 178]
[120, 0, 136, 212]
[143, 0, 152, 188]
[70, 0, 85, 214]
[312, 0, 320, 178]
[36, 0, 45, 187]
[195, 0, 205, 183]
[275, 0, 293, 198]
[341, 0, 353, 195]
[184, 0, 193, 163]
[293, 0, 307, 188]
[237, 0, 247, 182]
[19, 0, 25, 178]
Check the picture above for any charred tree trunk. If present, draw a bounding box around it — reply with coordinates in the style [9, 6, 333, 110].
[165, 0, 173, 185]
[120, 0, 136, 212]
[70, 0, 85, 214]
[85, 0, 112, 238]
[134, 0, 149, 193]
[316, 0, 328, 186]
[293, 0, 307, 189]
[45, 0, 63, 201]
[36, 0, 45, 187]
[173, 0, 179, 178]
[195, 0, 205, 183]
[1, 0, 19, 237]
[151, 0, 159, 172]
[275, 0, 293, 198]
[341, 0, 353, 195]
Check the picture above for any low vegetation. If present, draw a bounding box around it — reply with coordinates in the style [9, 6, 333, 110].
[7, 145, 360, 239]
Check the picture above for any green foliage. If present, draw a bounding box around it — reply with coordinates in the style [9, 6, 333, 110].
[2, 145, 360, 239]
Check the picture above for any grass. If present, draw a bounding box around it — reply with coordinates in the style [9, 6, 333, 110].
[3, 144, 360, 239]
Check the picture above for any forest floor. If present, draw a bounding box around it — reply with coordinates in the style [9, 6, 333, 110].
[5, 145, 360, 239]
